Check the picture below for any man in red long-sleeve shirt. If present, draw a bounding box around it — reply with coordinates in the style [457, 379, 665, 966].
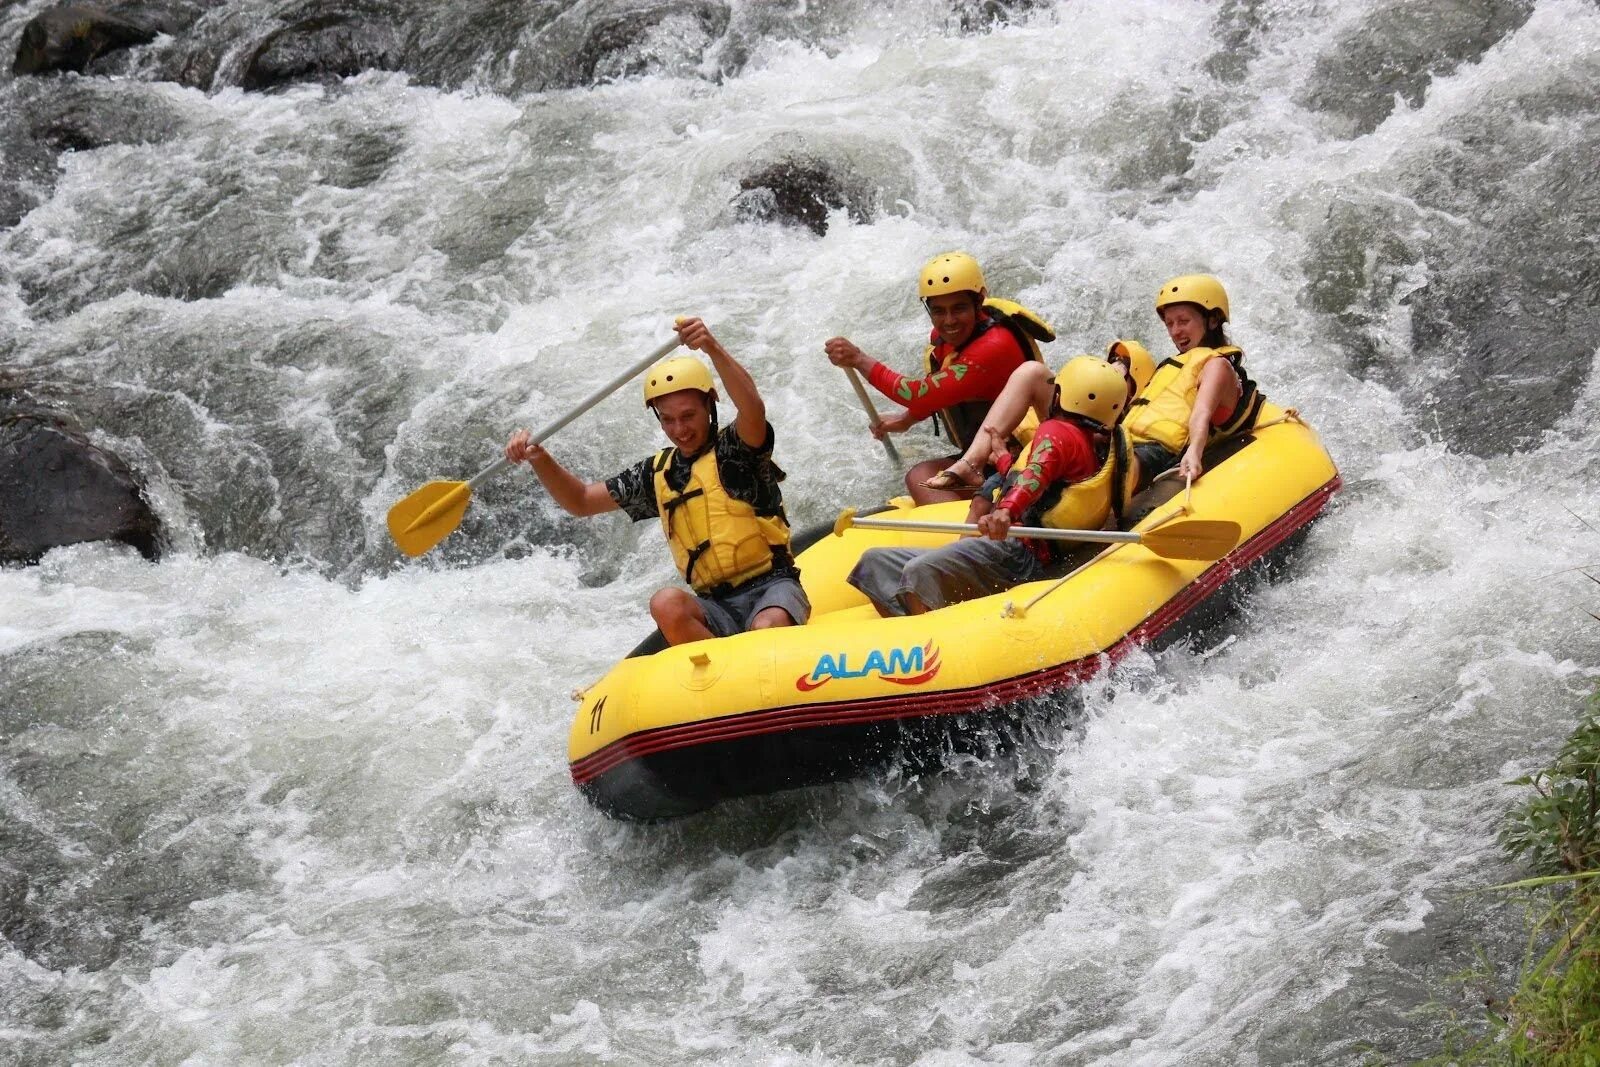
[846, 358, 1133, 616]
[824, 252, 1046, 504]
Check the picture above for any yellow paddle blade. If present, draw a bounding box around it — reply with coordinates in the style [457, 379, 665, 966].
[1140, 519, 1242, 561]
[387, 480, 472, 557]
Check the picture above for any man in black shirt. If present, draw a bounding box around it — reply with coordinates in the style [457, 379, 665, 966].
[505, 317, 809, 646]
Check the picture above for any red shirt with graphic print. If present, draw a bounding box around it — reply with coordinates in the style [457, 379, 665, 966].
[995, 417, 1100, 516]
[866, 314, 1028, 419]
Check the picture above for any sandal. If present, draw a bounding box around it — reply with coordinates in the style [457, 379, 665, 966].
[919, 458, 982, 494]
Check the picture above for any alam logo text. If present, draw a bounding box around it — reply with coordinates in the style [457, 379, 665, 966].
[795, 641, 941, 692]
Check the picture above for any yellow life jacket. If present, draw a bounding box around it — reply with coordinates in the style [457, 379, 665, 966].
[652, 447, 792, 596]
[922, 298, 1054, 450]
[1010, 425, 1138, 532]
[1123, 345, 1265, 453]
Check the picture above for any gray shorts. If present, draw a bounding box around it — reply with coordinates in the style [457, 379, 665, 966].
[1133, 441, 1179, 492]
[847, 538, 1044, 616]
[698, 572, 811, 638]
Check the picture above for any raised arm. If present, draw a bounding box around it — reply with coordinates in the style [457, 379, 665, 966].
[675, 316, 766, 448]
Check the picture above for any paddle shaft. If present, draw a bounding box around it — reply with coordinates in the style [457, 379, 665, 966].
[403, 336, 680, 533]
[468, 337, 681, 489]
[844, 367, 901, 465]
[846, 514, 1142, 546]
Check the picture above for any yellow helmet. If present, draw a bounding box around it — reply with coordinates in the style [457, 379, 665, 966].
[1106, 338, 1156, 395]
[1053, 355, 1128, 430]
[643, 356, 716, 407]
[918, 252, 986, 301]
[1155, 274, 1230, 322]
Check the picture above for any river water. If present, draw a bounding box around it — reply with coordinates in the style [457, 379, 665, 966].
[3, 0, 1599, 1062]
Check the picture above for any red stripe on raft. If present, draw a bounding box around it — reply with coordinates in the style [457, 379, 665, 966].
[571, 477, 1341, 786]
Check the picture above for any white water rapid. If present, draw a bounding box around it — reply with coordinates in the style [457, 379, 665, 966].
[3, 0, 1600, 1062]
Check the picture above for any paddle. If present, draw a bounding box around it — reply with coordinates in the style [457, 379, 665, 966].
[830, 507, 1241, 562]
[843, 366, 901, 465]
[387, 337, 680, 557]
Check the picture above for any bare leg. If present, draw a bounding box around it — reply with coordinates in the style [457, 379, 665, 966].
[649, 587, 715, 646]
[949, 362, 1056, 474]
[749, 605, 798, 629]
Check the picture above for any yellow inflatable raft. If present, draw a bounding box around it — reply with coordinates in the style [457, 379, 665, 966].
[569, 402, 1340, 820]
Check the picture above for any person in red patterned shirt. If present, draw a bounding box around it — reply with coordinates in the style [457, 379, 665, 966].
[930, 339, 1156, 488]
[846, 358, 1137, 616]
[823, 252, 1051, 505]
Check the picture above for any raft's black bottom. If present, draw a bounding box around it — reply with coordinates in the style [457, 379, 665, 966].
[577, 692, 1060, 821]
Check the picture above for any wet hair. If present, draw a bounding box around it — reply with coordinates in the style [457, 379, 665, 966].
[1203, 314, 1230, 348]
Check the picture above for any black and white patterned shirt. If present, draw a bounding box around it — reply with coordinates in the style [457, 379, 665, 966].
[605, 421, 788, 525]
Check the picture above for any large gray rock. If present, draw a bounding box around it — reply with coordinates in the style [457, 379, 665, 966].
[1296, 0, 1536, 136]
[0, 409, 161, 564]
[110, 0, 215, 38]
[12, 5, 159, 76]
[497, 0, 731, 93]
[239, 12, 402, 91]
[734, 157, 873, 236]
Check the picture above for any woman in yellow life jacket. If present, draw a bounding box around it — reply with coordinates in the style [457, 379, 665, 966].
[1129, 274, 1264, 486]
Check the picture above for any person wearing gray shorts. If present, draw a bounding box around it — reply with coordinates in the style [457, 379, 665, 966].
[504, 316, 808, 646]
[697, 570, 812, 638]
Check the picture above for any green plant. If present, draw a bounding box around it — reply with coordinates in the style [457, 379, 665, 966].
[1501, 692, 1600, 883]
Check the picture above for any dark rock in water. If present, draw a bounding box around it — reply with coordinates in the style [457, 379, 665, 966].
[239, 13, 401, 91]
[23, 78, 186, 154]
[1205, 0, 1274, 84]
[12, 5, 159, 76]
[0, 408, 161, 564]
[0, 81, 64, 226]
[735, 157, 873, 236]
[570, 0, 728, 85]
[0, 863, 25, 930]
[954, 0, 1046, 33]
[1297, 0, 1536, 136]
[109, 0, 214, 38]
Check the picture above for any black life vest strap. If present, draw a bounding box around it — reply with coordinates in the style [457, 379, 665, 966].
[694, 546, 793, 600]
[662, 486, 704, 516]
[1220, 354, 1265, 435]
[1110, 428, 1129, 529]
[983, 305, 1046, 365]
[682, 539, 712, 590]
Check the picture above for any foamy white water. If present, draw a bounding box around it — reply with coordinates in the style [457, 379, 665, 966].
[3, 0, 1600, 1062]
